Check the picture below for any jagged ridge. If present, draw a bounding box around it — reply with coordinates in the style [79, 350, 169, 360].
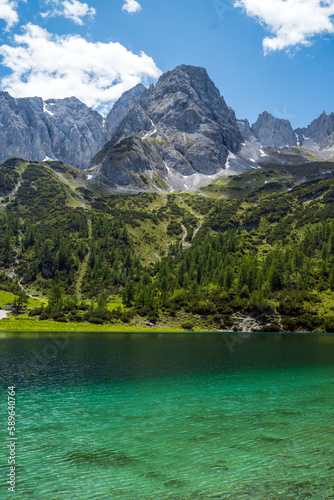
[90, 65, 243, 191]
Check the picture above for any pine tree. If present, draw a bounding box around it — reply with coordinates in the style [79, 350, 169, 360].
[329, 267, 334, 291]
[49, 284, 63, 309]
[122, 280, 134, 307]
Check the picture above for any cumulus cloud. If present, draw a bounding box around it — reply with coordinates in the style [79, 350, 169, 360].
[41, 0, 95, 25]
[0, 0, 20, 29]
[234, 0, 334, 53]
[0, 23, 161, 112]
[122, 0, 141, 14]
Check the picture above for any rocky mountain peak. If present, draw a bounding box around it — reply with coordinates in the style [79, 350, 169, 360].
[250, 111, 297, 148]
[3, 64, 334, 193]
[150, 65, 216, 102]
[305, 111, 334, 144]
[105, 83, 145, 138]
[237, 118, 261, 147]
[140, 65, 240, 148]
[320, 131, 334, 150]
[0, 92, 109, 168]
[91, 65, 243, 190]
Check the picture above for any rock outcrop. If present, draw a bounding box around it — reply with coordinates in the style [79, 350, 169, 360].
[296, 111, 334, 147]
[237, 119, 261, 146]
[105, 84, 145, 139]
[321, 131, 334, 150]
[0, 92, 109, 169]
[250, 111, 297, 148]
[2, 66, 334, 191]
[91, 65, 243, 189]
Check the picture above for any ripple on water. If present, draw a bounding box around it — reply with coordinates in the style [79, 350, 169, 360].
[65, 449, 139, 468]
[1, 334, 334, 499]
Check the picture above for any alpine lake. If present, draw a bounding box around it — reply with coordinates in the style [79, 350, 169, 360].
[1, 332, 334, 499]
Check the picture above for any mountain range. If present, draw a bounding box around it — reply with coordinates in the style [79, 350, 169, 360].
[2, 64, 334, 331]
[1, 64, 334, 191]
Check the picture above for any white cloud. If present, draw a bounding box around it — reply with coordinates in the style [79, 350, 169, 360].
[234, 0, 334, 53]
[41, 0, 95, 25]
[122, 0, 141, 14]
[0, 23, 161, 113]
[61, 0, 95, 24]
[0, 0, 20, 29]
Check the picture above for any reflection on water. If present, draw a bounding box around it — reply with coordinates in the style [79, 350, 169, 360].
[0, 333, 334, 499]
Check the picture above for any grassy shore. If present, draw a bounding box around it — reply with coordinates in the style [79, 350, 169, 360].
[0, 316, 191, 332]
[0, 291, 189, 332]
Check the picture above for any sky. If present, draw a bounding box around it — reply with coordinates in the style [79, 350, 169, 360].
[0, 1, 333, 128]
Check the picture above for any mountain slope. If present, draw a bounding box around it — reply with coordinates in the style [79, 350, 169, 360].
[105, 84, 145, 139]
[249, 111, 297, 148]
[295, 111, 334, 148]
[90, 65, 244, 191]
[1, 65, 334, 192]
[0, 93, 109, 169]
[2, 156, 334, 331]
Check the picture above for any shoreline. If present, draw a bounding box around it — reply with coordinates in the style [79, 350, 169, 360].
[1, 316, 333, 335]
[0, 320, 181, 333]
[0, 325, 333, 337]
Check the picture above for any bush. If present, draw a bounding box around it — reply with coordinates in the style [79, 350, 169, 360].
[51, 311, 66, 321]
[181, 321, 194, 330]
[56, 317, 69, 323]
[253, 301, 275, 315]
[297, 313, 320, 330]
[281, 317, 298, 332]
[278, 301, 302, 315]
[217, 304, 233, 315]
[191, 300, 217, 315]
[89, 317, 104, 325]
[29, 306, 43, 317]
[68, 312, 83, 322]
[259, 322, 281, 332]
[324, 317, 334, 333]
[211, 314, 222, 325]
[222, 314, 233, 327]
[147, 312, 159, 324]
[167, 221, 183, 236]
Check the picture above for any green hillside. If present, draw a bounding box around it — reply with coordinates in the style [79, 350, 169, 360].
[1, 157, 334, 332]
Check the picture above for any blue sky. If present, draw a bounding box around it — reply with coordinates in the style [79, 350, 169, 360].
[0, 0, 333, 128]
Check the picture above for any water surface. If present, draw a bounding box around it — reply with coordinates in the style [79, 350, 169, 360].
[1, 333, 334, 499]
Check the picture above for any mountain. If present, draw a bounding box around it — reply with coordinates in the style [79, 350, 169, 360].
[90, 65, 244, 191]
[295, 112, 334, 148]
[236, 118, 261, 146]
[237, 111, 334, 152]
[0, 92, 109, 169]
[0, 65, 334, 188]
[249, 111, 297, 148]
[321, 132, 334, 150]
[104, 84, 145, 139]
[2, 155, 334, 332]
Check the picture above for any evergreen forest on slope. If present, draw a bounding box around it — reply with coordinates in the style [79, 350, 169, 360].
[2, 156, 334, 332]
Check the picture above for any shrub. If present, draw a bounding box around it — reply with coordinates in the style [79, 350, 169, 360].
[181, 321, 194, 330]
[147, 311, 159, 324]
[281, 317, 298, 332]
[324, 318, 334, 333]
[211, 314, 222, 324]
[89, 317, 104, 325]
[217, 304, 233, 315]
[56, 317, 69, 323]
[253, 301, 275, 315]
[192, 300, 217, 315]
[259, 323, 281, 332]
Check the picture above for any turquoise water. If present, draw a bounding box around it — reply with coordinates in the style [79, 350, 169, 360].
[1, 333, 334, 499]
